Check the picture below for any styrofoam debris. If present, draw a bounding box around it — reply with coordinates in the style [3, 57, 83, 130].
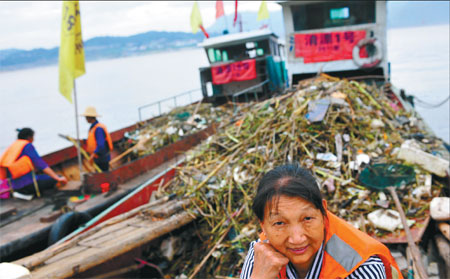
[165, 126, 177, 135]
[356, 153, 370, 166]
[368, 209, 402, 232]
[343, 134, 350, 142]
[160, 236, 182, 261]
[370, 119, 385, 129]
[397, 140, 449, 177]
[316, 152, 337, 162]
[430, 197, 450, 221]
[412, 186, 431, 200]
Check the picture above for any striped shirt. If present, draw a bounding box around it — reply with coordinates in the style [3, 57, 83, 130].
[240, 240, 386, 279]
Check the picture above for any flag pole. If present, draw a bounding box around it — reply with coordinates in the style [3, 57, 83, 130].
[73, 81, 83, 178]
[224, 15, 229, 33]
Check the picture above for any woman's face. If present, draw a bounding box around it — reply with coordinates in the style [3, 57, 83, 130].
[260, 195, 326, 272]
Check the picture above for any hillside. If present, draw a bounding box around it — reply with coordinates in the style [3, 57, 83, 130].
[0, 31, 204, 71]
[1, 1, 448, 71]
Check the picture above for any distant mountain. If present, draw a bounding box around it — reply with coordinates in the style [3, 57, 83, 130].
[1, 2, 448, 72]
[0, 31, 204, 71]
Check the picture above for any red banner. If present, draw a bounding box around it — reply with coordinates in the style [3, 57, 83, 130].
[295, 30, 367, 63]
[211, 59, 256, 85]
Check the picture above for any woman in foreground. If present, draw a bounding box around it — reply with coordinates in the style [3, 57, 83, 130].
[241, 164, 403, 279]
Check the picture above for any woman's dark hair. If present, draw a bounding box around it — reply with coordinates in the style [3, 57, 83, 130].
[17, 128, 34, 140]
[252, 164, 326, 221]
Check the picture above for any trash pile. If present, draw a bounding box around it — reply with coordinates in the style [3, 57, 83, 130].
[112, 102, 232, 166]
[157, 74, 449, 278]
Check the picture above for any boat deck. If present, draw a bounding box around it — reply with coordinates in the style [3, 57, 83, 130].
[14, 198, 194, 279]
[0, 155, 185, 261]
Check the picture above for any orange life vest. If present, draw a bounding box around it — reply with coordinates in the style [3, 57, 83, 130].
[0, 139, 34, 180]
[86, 122, 113, 155]
[262, 210, 403, 279]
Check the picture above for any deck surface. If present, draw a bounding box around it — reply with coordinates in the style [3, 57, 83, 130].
[0, 155, 184, 251]
[15, 200, 194, 279]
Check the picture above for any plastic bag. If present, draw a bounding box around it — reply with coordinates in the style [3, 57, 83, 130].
[0, 179, 11, 199]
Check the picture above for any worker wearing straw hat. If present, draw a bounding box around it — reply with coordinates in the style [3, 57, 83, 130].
[81, 106, 113, 172]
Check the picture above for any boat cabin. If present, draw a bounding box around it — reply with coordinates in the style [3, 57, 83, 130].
[198, 29, 287, 103]
[278, 0, 388, 84]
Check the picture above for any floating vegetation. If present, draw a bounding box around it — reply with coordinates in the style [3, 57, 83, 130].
[157, 75, 449, 277]
[111, 102, 233, 167]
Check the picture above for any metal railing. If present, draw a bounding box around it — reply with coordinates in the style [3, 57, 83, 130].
[138, 88, 201, 122]
[231, 79, 269, 113]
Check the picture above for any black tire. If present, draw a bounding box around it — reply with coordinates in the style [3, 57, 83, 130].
[48, 211, 92, 246]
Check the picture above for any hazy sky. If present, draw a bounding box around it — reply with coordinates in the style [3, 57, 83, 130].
[0, 1, 281, 50]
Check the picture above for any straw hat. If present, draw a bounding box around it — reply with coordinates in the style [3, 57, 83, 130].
[81, 106, 100, 117]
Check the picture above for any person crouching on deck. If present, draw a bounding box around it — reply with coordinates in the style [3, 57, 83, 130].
[240, 164, 403, 279]
[0, 128, 68, 197]
[81, 106, 112, 172]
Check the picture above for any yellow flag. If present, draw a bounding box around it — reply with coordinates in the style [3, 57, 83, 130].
[190, 1, 203, 34]
[59, 1, 86, 103]
[257, 1, 269, 21]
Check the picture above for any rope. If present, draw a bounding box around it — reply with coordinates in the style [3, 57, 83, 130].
[413, 95, 450, 109]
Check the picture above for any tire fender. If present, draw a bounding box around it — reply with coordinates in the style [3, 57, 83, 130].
[48, 211, 92, 246]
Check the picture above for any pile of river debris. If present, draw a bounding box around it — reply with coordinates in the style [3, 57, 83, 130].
[111, 102, 232, 167]
[150, 74, 449, 278]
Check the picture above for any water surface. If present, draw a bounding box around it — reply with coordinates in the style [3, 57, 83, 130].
[1, 24, 448, 156]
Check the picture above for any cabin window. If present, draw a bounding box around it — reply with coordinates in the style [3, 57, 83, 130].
[292, 1, 376, 31]
[207, 39, 271, 63]
[208, 48, 216, 63]
[246, 42, 256, 49]
[222, 50, 229, 62]
[215, 49, 222, 61]
[330, 7, 349, 20]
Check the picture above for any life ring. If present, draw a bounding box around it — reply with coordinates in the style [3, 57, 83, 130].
[352, 38, 383, 68]
[48, 211, 91, 246]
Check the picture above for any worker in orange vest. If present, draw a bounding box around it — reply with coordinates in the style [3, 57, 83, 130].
[81, 106, 113, 172]
[0, 128, 68, 197]
[241, 164, 403, 279]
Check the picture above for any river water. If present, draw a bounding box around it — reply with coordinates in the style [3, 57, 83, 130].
[1, 24, 448, 156]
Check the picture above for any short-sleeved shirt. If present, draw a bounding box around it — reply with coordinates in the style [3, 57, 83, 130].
[240, 240, 387, 279]
[10, 143, 49, 190]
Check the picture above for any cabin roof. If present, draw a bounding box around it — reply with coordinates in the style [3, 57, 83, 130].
[277, 0, 328, 6]
[199, 29, 278, 48]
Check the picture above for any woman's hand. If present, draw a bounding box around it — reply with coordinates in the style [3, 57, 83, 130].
[251, 240, 289, 279]
[43, 167, 68, 186]
[57, 176, 68, 185]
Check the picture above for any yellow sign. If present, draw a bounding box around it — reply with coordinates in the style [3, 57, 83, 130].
[59, 1, 86, 103]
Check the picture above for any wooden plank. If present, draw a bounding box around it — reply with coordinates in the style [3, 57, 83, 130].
[39, 210, 62, 223]
[44, 245, 87, 265]
[0, 204, 55, 244]
[76, 220, 132, 244]
[79, 224, 139, 247]
[89, 225, 151, 249]
[0, 205, 17, 219]
[2, 153, 182, 258]
[30, 211, 195, 278]
[30, 228, 148, 278]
